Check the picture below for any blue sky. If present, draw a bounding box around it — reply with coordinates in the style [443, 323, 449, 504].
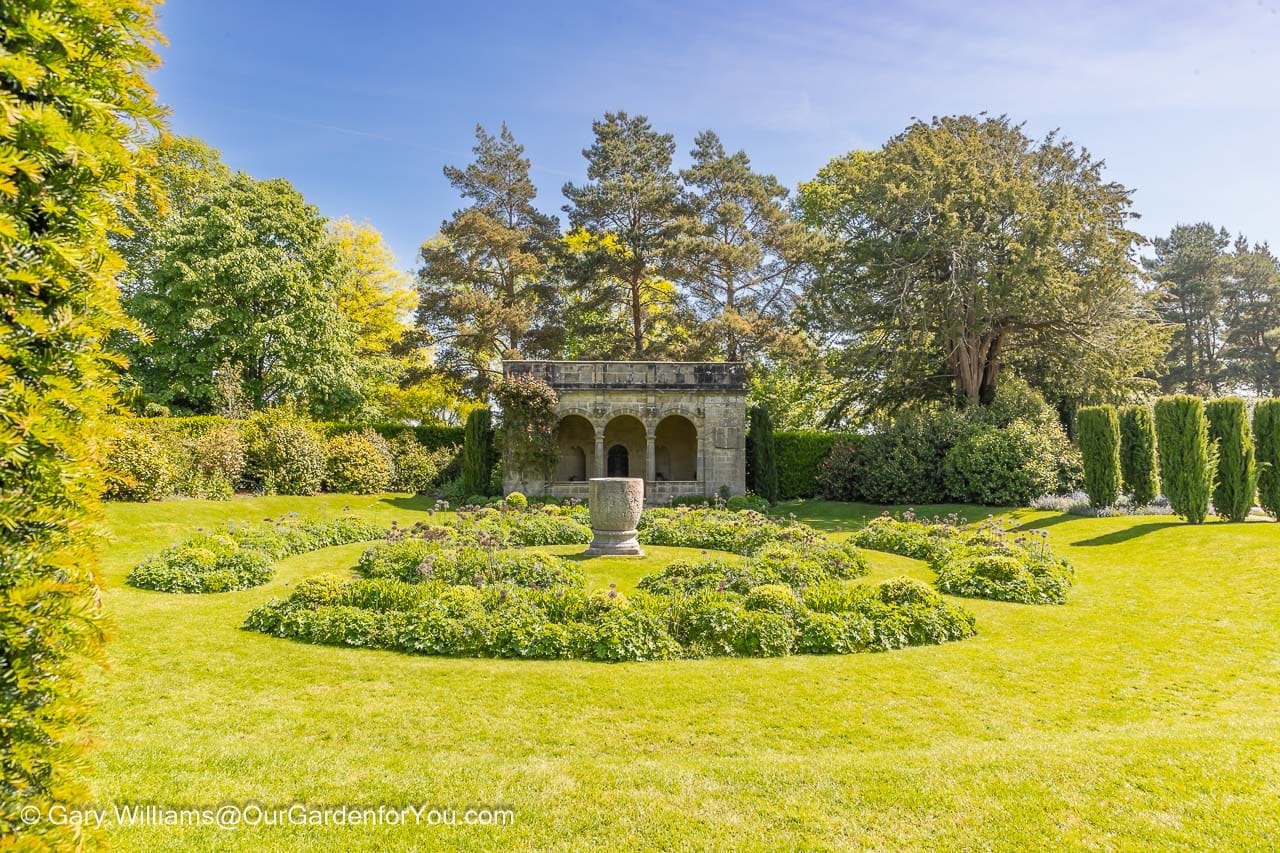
[152, 0, 1280, 269]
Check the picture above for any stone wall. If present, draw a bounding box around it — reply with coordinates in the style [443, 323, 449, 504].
[502, 361, 747, 503]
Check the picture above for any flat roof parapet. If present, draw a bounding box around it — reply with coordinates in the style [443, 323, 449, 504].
[503, 360, 747, 391]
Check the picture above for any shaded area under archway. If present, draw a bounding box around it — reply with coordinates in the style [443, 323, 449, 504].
[555, 415, 594, 482]
[655, 415, 697, 481]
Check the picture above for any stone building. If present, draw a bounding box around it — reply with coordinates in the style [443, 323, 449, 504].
[502, 360, 747, 504]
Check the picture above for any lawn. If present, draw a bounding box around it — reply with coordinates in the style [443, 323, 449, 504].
[88, 495, 1280, 850]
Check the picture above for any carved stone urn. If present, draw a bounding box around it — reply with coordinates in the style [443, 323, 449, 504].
[584, 477, 645, 557]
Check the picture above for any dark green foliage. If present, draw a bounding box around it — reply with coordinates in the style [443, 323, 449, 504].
[1205, 397, 1256, 522]
[1077, 405, 1122, 508]
[1118, 405, 1160, 506]
[746, 405, 779, 504]
[463, 408, 496, 497]
[774, 432, 856, 500]
[942, 421, 1059, 506]
[1153, 395, 1216, 524]
[494, 375, 559, 483]
[1253, 400, 1280, 520]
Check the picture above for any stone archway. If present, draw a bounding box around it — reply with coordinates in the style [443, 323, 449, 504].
[655, 414, 697, 481]
[555, 415, 594, 482]
[604, 415, 646, 480]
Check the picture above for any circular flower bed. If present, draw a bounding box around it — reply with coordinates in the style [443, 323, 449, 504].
[244, 508, 978, 661]
[849, 512, 1073, 604]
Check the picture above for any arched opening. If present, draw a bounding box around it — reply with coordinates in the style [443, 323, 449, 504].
[604, 415, 646, 480]
[655, 415, 697, 481]
[607, 444, 629, 477]
[555, 415, 594, 482]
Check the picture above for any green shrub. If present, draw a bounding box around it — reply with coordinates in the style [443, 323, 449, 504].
[744, 584, 804, 617]
[775, 432, 856, 500]
[1205, 397, 1257, 522]
[104, 424, 179, 501]
[816, 439, 861, 501]
[746, 405, 779, 504]
[726, 494, 769, 512]
[505, 491, 528, 509]
[943, 419, 1058, 506]
[856, 409, 963, 504]
[242, 408, 327, 495]
[1154, 395, 1216, 524]
[128, 515, 385, 593]
[1118, 405, 1159, 506]
[638, 508, 818, 555]
[324, 429, 394, 494]
[182, 422, 246, 499]
[1253, 399, 1280, 520]
[1077, 405, 1122, 508]
[128, 534, 274, 593]
[849, 513, 961, 562]
[389, 433, 456, 494]
[463, 408, 496, 497]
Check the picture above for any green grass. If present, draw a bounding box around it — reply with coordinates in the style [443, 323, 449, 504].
[87, 495, 1280, 850]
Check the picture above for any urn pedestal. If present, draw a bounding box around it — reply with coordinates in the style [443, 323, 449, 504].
[584, 477, 645, 557]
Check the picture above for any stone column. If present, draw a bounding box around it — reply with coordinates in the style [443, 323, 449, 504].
[645, 432, 656, 484]
[594, 435, 605, 478]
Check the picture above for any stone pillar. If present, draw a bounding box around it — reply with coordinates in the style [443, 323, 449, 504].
[645, 432, 656, 484]
[594, 435, 605, 478]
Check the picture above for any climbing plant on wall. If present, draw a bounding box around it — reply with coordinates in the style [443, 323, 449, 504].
[495, 375, 560, 481]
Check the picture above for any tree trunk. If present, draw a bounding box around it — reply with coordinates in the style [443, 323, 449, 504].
[630, 277, 644, 357]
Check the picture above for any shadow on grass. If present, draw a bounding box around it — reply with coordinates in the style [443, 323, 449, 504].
[377, 495, 440, 512]
[1014, 513, 1078, 533]
[1073, 521, 1181, 546]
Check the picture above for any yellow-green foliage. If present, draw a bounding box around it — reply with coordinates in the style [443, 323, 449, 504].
[0, 0, 162, 843]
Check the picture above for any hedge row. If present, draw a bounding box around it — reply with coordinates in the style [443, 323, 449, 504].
[773, 431, 859, 500]
[106, 412, 463, 501]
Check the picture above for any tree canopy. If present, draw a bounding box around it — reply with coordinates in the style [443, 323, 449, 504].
[799, 114, 1166, 420]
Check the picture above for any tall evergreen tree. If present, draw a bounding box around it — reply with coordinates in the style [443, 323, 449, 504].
[1144, 223, 1231, 395]
[417, 124, 561, 393]
[678, 131, 820, 361]
[1205, 397, 1257, 522]
[562, 112, 688, 358]
[799, 115, 1165, 419]
[1221, 237, 1280, 396]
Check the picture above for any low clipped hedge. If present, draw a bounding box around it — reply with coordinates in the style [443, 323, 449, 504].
[128, 515, 385, 593]
[851, 512, 1073, 605]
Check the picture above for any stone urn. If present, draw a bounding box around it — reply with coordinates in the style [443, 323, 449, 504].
[584, 477, 645, 557]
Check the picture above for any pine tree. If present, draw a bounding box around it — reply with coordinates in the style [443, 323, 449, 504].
[417, 124, 561, 394]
